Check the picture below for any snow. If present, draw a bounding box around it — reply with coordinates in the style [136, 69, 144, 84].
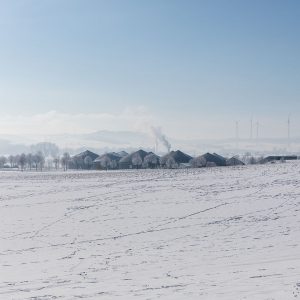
[0, 163, 300, 299]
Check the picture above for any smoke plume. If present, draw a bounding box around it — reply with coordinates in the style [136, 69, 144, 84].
[150, 126, 171, 153]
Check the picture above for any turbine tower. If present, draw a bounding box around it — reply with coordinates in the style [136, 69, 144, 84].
[250, 116, 253, 140]
[256, 121, 259, 146]
[287, 114, 291, 150]
[235, 121, 239, 149]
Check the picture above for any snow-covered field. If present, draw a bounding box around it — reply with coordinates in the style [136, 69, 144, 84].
[1, 163, 300, 300]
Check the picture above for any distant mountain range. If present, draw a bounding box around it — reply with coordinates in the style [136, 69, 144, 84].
[0, 130, 299, 156]
[81, 130, 151, 145]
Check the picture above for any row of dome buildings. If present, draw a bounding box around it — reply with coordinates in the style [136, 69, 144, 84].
[69, 149, 245, 170]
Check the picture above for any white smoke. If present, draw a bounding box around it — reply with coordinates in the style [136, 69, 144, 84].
[150, 126, 171, 153]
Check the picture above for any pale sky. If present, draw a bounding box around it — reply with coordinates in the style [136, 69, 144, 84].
[0, 0, 299, 139]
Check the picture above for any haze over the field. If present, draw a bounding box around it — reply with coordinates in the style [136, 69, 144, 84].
[0, 0, 299, 145]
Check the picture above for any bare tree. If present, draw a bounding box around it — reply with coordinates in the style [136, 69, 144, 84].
[240, 152, 250, 164]
[132, 153, 143, 169]
[32, 152, 45, 171]
[100, 156, 112, 170]
[190, 157, 206, 168]
[166, 157, 177, 169]
[8, 155, 14, 168]
[53, 157, 60, 170]
[61, 152, 71, 171]
[18, 153, 27, 171]
[45, 157, 53, 170]
[30, 142, 59, 158]
[84, 156, 93, 170]
[144, 153, 159, 168]
[248, 156, 257, 165]
[257, 156, 265, 164]
[109, 159, 118, 169]
[37, 151, 45, 171]
[0, 156, 7, 168]
[71, 156, 83, 169]
[32, 154, 39, 171]
[26, 153, 33, 170]
[14, 155, 20, 169]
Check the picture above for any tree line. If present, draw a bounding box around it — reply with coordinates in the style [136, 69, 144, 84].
[0, 152, 72, 171]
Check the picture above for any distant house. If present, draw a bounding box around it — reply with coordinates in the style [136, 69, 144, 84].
[143, 152, 160, 168]
[71, 150, 99, 169]
[119, 149, 149, 169]
[226, 157, 245, 166]
[213, 153, 227, 165]
[261, 155, 297, 164]
[160, 150, 193, 168]
[93, 152, 122, 170]
[73, 150, 99, 161]
[197, 153, 227, 167]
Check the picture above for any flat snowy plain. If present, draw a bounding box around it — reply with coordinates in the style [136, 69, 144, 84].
[1, 162, 300, 300]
